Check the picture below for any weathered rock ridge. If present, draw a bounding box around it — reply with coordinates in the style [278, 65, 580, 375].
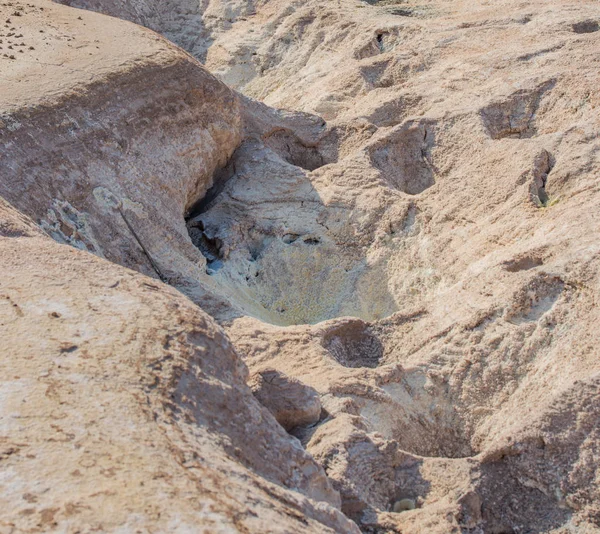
[0, 199, 355, 533]
[0, 2, 355, 532]
[2, 0, 600, 532]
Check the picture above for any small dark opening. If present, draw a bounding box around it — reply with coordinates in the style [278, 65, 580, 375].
[572, 20, 599, 34]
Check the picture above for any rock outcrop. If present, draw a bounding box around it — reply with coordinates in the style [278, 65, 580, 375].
[250, 369, 322, 431]
[0, 0, 242, 314]
[0, 199, 356, 532]
[0, 2, 356, 532]
[2, 0, 600, 532]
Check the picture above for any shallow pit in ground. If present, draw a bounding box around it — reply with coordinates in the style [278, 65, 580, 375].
[263, 129, 325, 171]
[188, 213, 401, 326]
[321, 319, 384, 368]
[479, 80, 555, 139]
[185, 138, 405, 326]
[361, 369, 475, 458]
[368, 120, 436, 194]
[572, 19, 599, 34]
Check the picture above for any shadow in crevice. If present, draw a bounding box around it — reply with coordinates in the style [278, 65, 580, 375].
[186, 153, 238, 220]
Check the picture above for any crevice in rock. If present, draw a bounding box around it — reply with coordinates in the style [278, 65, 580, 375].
[282, 233, 301, 244]
[188, 219, 225, 275]
[402, 202, 419, 233]
[355, 30, 395, 59]
[118, 207, 168, 283]
[529, 149, 555, 208]
[186, 155, 238, 220]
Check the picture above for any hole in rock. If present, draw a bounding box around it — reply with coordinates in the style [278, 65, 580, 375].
[263, 129, 325, 171]
[572, 20, 599, 34]
[355, 31, 392, 59]
[282, 233, 300, 244]
[321, 319, 384, 368]
[480, 80, 555, 140]
[188, 221, 225, 275]
[360, 369, 475, 458]
[536, 184, 550, 206]
[503, 255, 543, 272]
[369, 122, 435, 194]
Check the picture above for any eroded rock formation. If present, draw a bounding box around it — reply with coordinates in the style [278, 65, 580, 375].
[1, 0, 600, 532]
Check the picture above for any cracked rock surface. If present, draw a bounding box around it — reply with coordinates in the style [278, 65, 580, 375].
[2, 0, 600, 532]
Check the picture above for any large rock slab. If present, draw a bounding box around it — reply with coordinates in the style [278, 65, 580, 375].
[0, 0, 241, 313]
[0, 199, 358, 533]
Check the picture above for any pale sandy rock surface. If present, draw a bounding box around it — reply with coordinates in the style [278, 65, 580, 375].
[0, 3, 356, 533]
[0, 202, 355, 532]
[0, 0, 242, 313]
[2, 0, 600, 532]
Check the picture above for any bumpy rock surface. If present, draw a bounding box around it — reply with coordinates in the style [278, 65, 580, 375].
[0, 0, 243, 314]
[0, 2, 357, 533]
[2, 0, 600, 532]
[0, 198, 359, 533]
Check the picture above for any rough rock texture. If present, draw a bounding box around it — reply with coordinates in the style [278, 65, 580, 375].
[0, 202, 356, 532]
[0, 2, 357, 533]
[0, 0, 242, 314]
[2, 0, 600, 532]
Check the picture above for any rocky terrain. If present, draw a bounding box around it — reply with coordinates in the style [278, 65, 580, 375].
[1, 0, 600, 532]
